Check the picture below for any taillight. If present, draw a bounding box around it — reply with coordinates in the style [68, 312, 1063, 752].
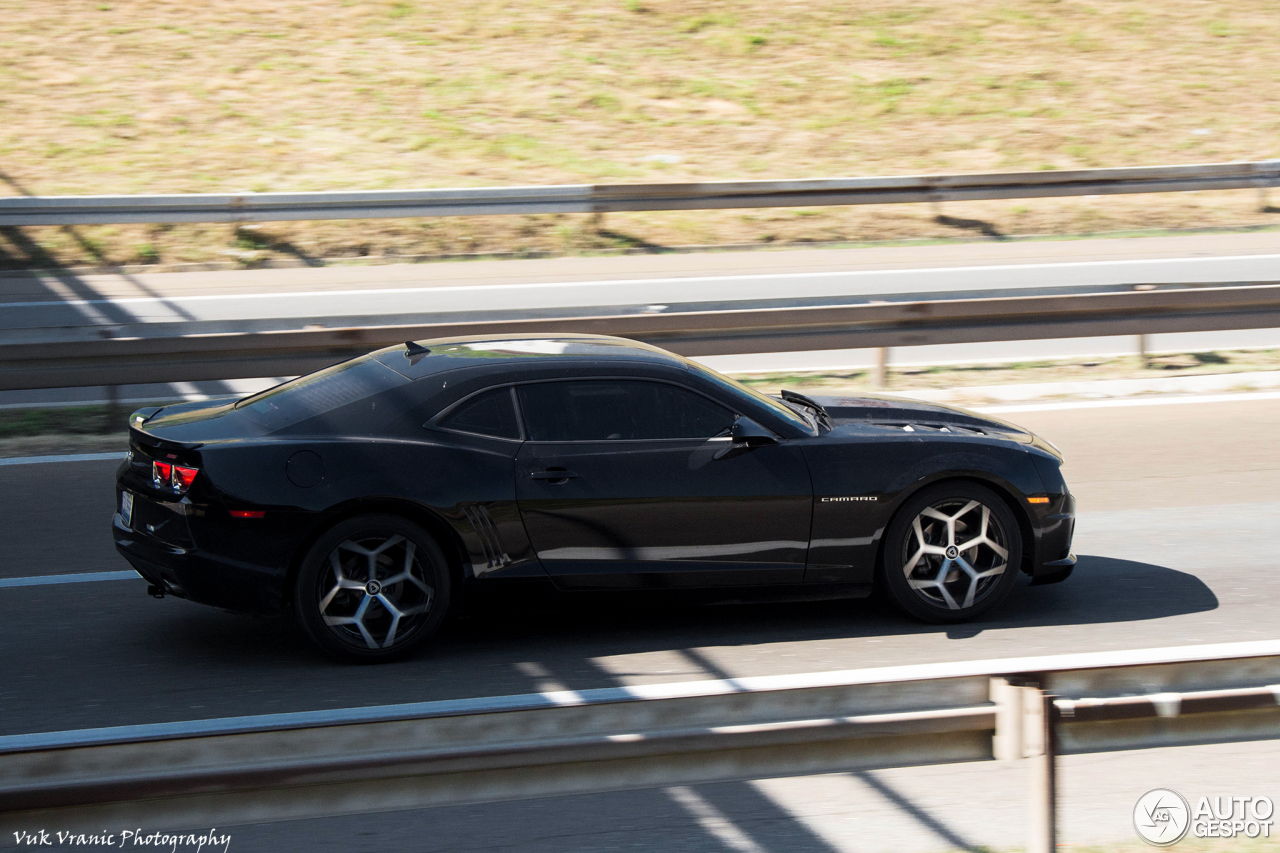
[152, 460, 198, 493]
[229, 510, 266, 519]
[171, 465, 199, 492]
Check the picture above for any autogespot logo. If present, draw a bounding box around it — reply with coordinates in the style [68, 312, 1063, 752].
[1134, 789, 1191, 846]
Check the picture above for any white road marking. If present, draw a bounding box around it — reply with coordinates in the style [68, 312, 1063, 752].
[666, 786, 769, 853]
[976, 390, 1280, 413]
[7, 253, 1280, 309]
[0, 570, 141, 588]
[0, 451, 125, 466]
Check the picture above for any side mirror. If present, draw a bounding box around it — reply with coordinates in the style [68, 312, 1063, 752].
[730, 417, 779, 447]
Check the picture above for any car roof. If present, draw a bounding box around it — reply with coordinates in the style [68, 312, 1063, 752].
[374, 334, 690, 379]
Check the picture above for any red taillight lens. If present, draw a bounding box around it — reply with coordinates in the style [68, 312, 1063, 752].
[152, 461, 172, 486]
[229, 510, 266, 519]
[171, 465, 199, 492]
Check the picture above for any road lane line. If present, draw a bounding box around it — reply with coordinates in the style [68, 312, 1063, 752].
[7, 253, 1280, 309]
[3, 639, 1279, 752]
[0, 570, 141, 588]
[976, 390, 1280, 414]
[0, 451, 125, 466]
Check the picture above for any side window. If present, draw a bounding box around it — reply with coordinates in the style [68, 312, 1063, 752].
[436, 387, 521, 439]
[517, 381, 736, 442]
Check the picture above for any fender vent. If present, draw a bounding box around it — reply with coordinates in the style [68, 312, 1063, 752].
[462, 504, 510, 569]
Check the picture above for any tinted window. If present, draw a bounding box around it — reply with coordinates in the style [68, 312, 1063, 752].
[684, 361, 817, 434]
[235, 356, 406, 429]
[518, 381, 735, 442]
[437, 387, 520, 439]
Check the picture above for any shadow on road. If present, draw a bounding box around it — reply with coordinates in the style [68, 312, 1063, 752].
[1, 553, 1218, 849]
[944, 554, 1218, 639]
[140, 553, 1216, 686]
[0, 167, 247, 409]
[0, 551, 1217, 736]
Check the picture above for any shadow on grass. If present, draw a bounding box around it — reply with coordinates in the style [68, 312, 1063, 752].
[935, 214, 1007, 240]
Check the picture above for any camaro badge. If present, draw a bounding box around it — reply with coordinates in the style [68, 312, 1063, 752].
[821, 496, 878, 502]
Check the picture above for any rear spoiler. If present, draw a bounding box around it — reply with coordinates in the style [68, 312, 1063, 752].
[129, 406, 165, 429]
[128, 417, 205, 455]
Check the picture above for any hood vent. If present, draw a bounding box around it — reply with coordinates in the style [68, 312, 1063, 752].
[883, 421, 990, 436]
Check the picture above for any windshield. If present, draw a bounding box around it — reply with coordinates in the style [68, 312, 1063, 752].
[235, 355, 407, 429]
[684, 361, 817, 435]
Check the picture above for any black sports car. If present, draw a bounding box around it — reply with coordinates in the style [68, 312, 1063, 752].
[113, 335, 1075, 660]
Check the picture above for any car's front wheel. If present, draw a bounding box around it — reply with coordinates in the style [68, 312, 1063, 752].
[881, 483, 1022, 623]
[294, 514, 451, 661]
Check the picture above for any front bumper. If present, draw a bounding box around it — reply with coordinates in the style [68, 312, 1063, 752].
[113, 511, 287, 614]
[1029, 491, 1076, 585]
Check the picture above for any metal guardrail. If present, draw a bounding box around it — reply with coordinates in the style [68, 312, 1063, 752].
[2, 281, 1278, 391]
[1, 640, 1278, 853]
[0, 161, 1277, 226]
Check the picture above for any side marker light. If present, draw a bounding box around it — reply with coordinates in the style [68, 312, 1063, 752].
[1027, 496, 1050, 504]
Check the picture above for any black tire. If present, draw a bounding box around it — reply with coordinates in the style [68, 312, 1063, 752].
[880, 482, 1022, 623]
[293, 514, 451, 662]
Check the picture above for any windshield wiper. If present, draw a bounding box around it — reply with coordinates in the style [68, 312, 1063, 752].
[780, 390, 834, 431]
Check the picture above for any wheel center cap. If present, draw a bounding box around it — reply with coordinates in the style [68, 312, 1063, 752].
[945, 545, 959, 560]
[365, 580, 382, 596]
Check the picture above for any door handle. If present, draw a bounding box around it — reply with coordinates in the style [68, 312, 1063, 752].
[529, 468, 578, 481]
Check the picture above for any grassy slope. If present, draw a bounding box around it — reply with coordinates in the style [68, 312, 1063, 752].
[0, 0, 1277, 266]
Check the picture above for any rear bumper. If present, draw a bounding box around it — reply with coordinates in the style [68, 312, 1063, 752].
[113, 512, 287, 614]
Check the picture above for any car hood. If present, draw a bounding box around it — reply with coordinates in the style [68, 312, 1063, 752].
[807, 392, 1059, 456]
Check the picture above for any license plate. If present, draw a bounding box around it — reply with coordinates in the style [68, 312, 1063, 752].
[121, 492, 134, 528]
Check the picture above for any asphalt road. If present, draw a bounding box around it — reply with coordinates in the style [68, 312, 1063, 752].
[5, 230, 1278, 321]
[3, 229, 1279, 407]
[0, 395, 1277, 739]
[4, 231, 1279, 337]
[153, 739, 1280, 853]
[1, 394, 1278, 851]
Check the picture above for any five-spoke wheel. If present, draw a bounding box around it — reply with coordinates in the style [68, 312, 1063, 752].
[881, 483, 1022, 622]
[294, 515, 450, 661]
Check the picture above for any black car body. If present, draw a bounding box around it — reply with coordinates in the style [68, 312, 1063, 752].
[113, 335, 1075, 659]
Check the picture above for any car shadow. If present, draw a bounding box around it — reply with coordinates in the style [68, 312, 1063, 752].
[157, 553, 1217, 675]
[5, 552, 1218, 737]
[437, 553, 1217, 660]
[944, 554, 1218, 639]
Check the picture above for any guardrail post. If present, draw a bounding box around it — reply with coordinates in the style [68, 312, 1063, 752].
[1026, 685, 1058, 853]
[993, 677, 1058, 853]
[873, 347, 889, 388]
[990, 677, 1024, 761]
[103, 385, 120, 434]
[1136, 334, 1149, 368]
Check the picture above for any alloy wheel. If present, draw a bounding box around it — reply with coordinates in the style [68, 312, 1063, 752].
[318, 533, 435, 650]
[901, 498, 1009, 611]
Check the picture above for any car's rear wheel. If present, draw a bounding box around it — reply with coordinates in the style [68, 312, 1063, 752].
[294, 514, 451, 661]
[881, 483, 1022, 623]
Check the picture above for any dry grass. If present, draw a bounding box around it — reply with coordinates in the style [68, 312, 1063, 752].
[0, 0, 1277, 267]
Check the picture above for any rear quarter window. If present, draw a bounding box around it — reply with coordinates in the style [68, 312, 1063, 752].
[435, 387, 521, 440]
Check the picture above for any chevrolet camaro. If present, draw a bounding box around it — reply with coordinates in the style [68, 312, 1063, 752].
[113, 335, 1075, 660]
